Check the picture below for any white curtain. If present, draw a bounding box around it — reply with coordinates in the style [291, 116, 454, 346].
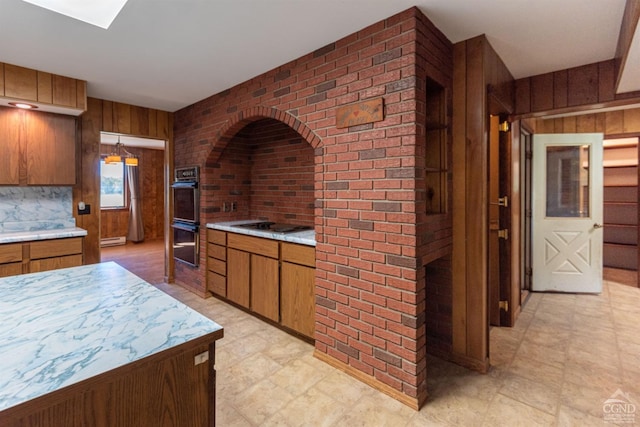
[127, 165, 144, 242]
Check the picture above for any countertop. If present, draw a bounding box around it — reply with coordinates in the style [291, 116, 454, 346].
[0, 227, 87, 244]
[0, 262, 224, 412]
[207, 220, 316, 247]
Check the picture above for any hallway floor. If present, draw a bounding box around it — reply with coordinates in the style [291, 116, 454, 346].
[154, 277, 640, 426]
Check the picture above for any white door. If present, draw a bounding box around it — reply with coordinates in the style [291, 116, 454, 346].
[532, 133, 603, 293]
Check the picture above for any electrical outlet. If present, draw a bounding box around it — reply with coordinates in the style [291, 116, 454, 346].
[194, 351, 209, 366]
[78, 204, 91, 215]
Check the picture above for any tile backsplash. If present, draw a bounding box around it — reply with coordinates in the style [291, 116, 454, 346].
[0, 187, 76, 233]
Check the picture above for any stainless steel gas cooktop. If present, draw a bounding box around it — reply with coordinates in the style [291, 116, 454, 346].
[236, 221, 312, 233]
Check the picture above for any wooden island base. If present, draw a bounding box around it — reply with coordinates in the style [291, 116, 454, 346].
[1, 340, 218, 427]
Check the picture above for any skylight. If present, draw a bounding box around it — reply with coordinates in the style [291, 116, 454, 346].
[21, 0, 129, 29]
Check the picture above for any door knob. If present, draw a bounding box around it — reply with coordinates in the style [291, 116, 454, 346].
[593, 223, 604, 229]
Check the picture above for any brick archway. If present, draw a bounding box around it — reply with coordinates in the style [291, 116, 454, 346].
[207, 106, 322, 163]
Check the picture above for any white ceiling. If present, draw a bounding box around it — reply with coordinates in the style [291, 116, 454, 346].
[0, 0, 632, 113]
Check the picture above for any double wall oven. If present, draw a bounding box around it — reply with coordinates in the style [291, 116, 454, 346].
[171, 166, 200, 267]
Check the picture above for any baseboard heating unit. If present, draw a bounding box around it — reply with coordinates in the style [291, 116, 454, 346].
[100, 236, 126, 247]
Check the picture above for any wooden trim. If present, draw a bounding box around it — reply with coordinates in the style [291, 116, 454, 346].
[313, 350, 425, 410]
[449, 351, 490, 373]
[451, 40, 468, 356]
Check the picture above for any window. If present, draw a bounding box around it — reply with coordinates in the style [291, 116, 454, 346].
[100, 159, 126, 209]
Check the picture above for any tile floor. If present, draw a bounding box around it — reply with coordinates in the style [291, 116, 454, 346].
[155, 278, 640, 426]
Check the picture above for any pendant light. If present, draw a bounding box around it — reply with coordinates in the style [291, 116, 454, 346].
[104, 136, 138, 167]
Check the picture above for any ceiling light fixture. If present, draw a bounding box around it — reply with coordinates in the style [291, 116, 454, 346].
[105, 136, 138, 167]
[8, 102, 38, 110]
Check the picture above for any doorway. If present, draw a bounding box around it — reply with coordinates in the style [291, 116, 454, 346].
[99, 132, 167, 283]
[488, 115, 514, 326]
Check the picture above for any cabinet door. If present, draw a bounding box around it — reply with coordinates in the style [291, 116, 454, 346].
[26, 112, 76, 185]
[227, 248, 250, 308]
[281, 262, 315, 338]
[250, 254, 279, 322]
[0, 108, 21, 185]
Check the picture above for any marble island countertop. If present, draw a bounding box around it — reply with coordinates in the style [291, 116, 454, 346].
[208, 220, 316, 246]
[0, 262, 224, 412]
[0, 227, 87, 244]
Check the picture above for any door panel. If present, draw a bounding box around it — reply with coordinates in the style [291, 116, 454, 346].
[532, 133, 603, 293]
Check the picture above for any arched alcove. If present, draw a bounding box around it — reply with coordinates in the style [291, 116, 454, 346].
[201, 110, 320, 227]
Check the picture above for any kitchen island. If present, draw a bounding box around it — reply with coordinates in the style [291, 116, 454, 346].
[0, 262, 224, 427]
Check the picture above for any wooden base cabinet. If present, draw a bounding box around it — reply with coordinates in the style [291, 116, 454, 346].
[251, 254, 279, 322]
[281, 262, 315, 338]
[206, 230, 227, 297]
[0, 237, 83, 278]
[281, 242, 316, 339]
[226, 248, 250, 308]
[206, 229, 315, 339]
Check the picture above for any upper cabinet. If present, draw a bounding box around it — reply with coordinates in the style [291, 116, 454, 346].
[0, 63, 87, 116]
[0, 107, 76, 186]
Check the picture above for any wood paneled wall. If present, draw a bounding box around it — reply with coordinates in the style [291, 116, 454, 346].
[75, 98, 173, 278]
[99, 144, 165, 240]
[533, 108, 640, 135]
[515, 59, 640, 116]
[452, 35, 514, 372]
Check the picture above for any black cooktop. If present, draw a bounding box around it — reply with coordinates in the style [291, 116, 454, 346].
[236, 221, 312, 233]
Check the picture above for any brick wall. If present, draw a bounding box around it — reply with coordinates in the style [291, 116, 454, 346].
[173, 7, 452, 408]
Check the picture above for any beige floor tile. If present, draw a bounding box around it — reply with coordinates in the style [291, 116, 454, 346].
[333, 392, 418, 426]
[482, 394, 556, 427]
[216, 402, 253, 427]
[312, 370, 378, 405]
[516, 338, 567, 369]
[234, 378, 297, 425]
[508, 354, 565, 390]
[269, 358, 327, 395]
[499, 372, 561, 415]
[420, 390, 491, 426]
[557, 404, 608, 427]
[262, 387, 348, 427]
[561, 379, 624, 419]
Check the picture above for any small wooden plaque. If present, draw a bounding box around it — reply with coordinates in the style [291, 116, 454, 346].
[336, 98, 384, 129]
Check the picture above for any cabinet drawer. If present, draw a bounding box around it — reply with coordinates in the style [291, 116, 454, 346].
[30, 237, 82, 260]
[281, 242, 315, 267]
[207, 229, 226, 245]
[227, 233, 278, 258]
[207, 243, 226, 260]
[0, 262, 23, 278]
[208, 257, 226, 276]
[30, 254, 83, 273]
[0, 243, 23, 264]
[207, 270, 226, 297]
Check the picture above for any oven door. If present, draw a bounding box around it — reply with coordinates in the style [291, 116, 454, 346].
[172, 222, 199, 267]
[172, 181, 199, 225]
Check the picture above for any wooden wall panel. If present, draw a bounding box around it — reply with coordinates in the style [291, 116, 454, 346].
[567, 63, 599, 106]
[515, 59, 640, 117]
[553, 70, 568, 109]
[534, 107, 640, 136]
[0, 64, 4, 95]
[452, 35, 514, 371]
[531, 73, 553, 112]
